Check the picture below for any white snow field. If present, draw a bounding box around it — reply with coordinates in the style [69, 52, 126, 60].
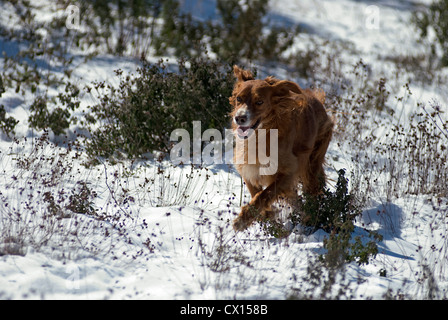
[0, 0, 447, 301]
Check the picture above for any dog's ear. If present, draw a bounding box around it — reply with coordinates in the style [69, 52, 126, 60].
[271, 80, 302, 97]
[264, 76, 279, 85]
[233, 65, 254, 82]
[313, 88, 326, 104]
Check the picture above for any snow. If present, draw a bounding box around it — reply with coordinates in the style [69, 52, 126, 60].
[1, 0, 447, 301]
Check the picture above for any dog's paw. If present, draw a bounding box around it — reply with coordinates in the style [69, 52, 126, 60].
[232, 205, 258, 231]
[232, 216, 248, 232]
[261, 209, 276, 220]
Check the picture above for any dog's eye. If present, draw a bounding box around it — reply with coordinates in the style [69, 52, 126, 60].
[256, 101, 264, 106]
[236, 97, 243, 103]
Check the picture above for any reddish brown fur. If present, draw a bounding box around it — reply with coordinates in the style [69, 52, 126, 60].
[230, 65, 334, 231]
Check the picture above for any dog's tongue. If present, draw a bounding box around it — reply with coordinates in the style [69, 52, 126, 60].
[237, 126, 250, 137]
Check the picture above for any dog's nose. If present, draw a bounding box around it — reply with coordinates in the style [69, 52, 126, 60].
[234, 115, 248, 125]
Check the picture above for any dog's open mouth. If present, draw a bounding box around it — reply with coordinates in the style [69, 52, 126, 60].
[236, 119, 260, 139]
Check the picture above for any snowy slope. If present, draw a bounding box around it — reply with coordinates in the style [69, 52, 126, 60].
[0, 0, 447, 301]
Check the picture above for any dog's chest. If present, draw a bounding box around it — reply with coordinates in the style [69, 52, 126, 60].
[239, 164, 274, 187]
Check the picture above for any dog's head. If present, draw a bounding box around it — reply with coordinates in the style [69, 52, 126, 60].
[230, 65, 302, 139]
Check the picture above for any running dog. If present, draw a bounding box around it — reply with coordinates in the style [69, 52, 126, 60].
[230, 65, 334, 231]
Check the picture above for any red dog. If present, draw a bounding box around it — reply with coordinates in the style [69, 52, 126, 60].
[230, 66, 334, 231]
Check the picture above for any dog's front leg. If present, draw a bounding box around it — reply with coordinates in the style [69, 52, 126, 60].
[245, 179, 262, 199]
[233, 174, 294, 231]
[232, 179, 262, 232]
[233, 203, 260, 231]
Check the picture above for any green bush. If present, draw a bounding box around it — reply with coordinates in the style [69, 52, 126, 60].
[0, 105, 19, 139]
[64, 0, 161, 57]
[322, 220, 382, 268]
[0, 76, 19, 138]
[0, 1, 81, 137]
[207, 0, 296, 62]
[28, 82, 81, 136]
[261, 170, 381, 266]
[412, 0, 448, 67]
[152, 0, 204, 58]
[86, 56, 235, 159]
[0, 0, 74, 94]
[294, 169, 359, 232]
[293, 169, 381, 267]
[152, 0, 297, 62]
[53, 0, 298, 63]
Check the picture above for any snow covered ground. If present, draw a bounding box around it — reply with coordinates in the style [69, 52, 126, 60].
[0, 0, 447, 301]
